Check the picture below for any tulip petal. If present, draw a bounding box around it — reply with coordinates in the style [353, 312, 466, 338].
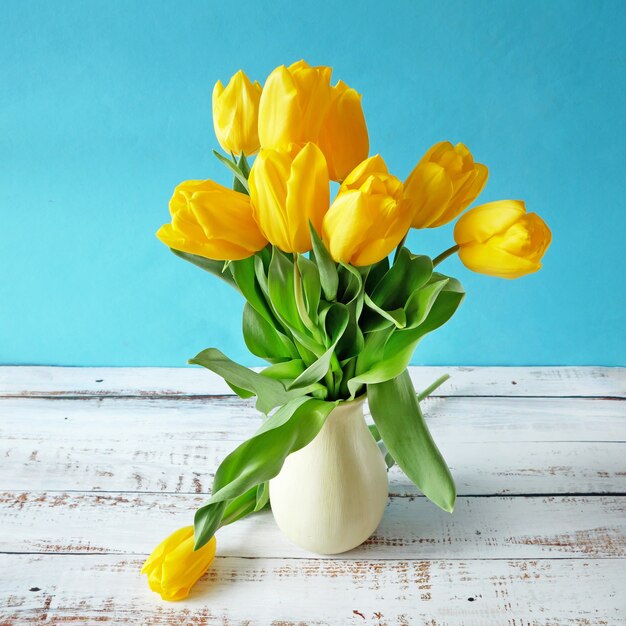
[142, 527, 217, 602]
[419, 141, 452, 166]
[323, 155, 411, 266]
[342, 154, 388, 192]
[258, 65, 300, 150]
[258, 61, 332, 151]
[352, 198, 413, 265]
[323, 190, 368, 264]
[160, 535, 216, 601]
[407, 141, 487, 229]
[286, 143, 329, 252]
[212, 70, 262, 156]
[156, 180, 267, 261]
[318, 80, 369, 182]
[406, 162, 454, 228]
[141, 526, 193, 576]
[454, 200, 527, 245]
[493, 212, 552, 263]
[250, 145, 329, 254]
[430, 162, 489, 227]
[458, 243, 542, 279]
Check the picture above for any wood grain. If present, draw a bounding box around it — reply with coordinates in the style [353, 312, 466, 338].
[1, 366, 624, 625]
[1, 554, 623, 625]
[1, 491, 623, 559]
[2, 395, 624, 443]
[1, 365, 624, 398]
[2, 395, 624, 495]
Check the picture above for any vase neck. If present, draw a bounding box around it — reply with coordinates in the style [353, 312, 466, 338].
[327, 396, 366, 423]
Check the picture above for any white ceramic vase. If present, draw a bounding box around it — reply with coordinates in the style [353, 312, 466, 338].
[269, 397, 389, 554]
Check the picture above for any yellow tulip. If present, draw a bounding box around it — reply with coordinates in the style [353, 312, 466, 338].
[156, 179, 267, 261]
[258, 60, 332, 152]
[212, 70, 262, 156]
[249, 142, 329, 253]
[454, 200, 552, 278]
[141, 526, 217, 601]
[405, 141, 488, 228]
[317, 80, 369, 182]
[322, 155, 412, 266]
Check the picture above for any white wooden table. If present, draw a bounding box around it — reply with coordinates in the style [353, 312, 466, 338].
[1, 366, 624, 625]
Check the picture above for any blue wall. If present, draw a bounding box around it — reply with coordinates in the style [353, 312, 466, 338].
[1, 0, 624, 366]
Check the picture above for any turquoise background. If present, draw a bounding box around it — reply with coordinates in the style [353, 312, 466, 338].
[1, 0, 624, 366]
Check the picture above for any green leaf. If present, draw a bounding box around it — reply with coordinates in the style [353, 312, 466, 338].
[364, 257, 390, 293]
[363, 293, 406, 329]
[338, 263, 363, 309]
[309, 222, 338, 301]
[261, 359, 305, 382]
[286, 347, 335, 390]
[254, 254, 271, 302]
[189, 348, 318, 413]
[254, 482, 270, 512]
[242, 303, 299, 362]
[230, 256, 275, 326]
[286, 304, 349, 390]
[404, 278, 449, 329]
[170, 249, 237, 289]
[356, 326, 394, 377]
[335, 315, 364, 361]
[268, 249, 325, 359]
[213, 150, 249, 192]
[268, 248, 303, 331]
[297, 255, 321, 325]
[226, 382, 255, 399]
[324, 302, 351, 347]
[361, 252, 432, 332]
[348, 278, 464, 395]
[218, 487, 259, 528]
[368, 370, 455, 512]
[194, 396, 337, 549]
[371, 249, 433, 311]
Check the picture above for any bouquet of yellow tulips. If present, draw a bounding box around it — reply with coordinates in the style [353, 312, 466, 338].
[144, 60, 551, 600]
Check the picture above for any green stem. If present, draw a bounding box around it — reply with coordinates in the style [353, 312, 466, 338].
[417, 374, 450, 401]
[432, 244, 460, 267]
[392, 232, 409, 264]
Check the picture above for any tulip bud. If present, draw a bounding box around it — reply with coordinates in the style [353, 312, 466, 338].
[249, 143, 329, 253]
[317, 80, 369, 182]
[405, 141, 488, 228]
[212, 70, 262, 156]
[454, 200, 551, 278]
[258, 60, 332, 152]
[156, 180, 267, 261]
[141, 526, 217, 601]
[322, 155, 412, 266]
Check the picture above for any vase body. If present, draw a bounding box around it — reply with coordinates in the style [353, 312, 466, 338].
[269, 397, 388, 554]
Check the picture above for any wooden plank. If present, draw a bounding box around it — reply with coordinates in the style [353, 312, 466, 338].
[3, 435, 624, 495]
[1, 492, 623, 560]
[1, 554, 623, 625]
[2, 395, 624, 443]
[1, 365, 624, 398]
[1, 396, 624, 494]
